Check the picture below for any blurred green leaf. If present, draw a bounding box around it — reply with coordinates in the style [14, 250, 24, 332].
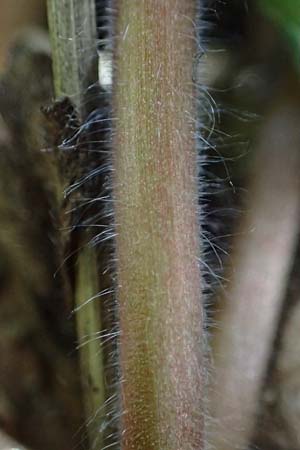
[258, 0, 300, 66]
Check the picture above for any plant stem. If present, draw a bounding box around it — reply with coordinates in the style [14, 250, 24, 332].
[47, 0, 97, 116]
[47, 2, 105, 448]
[112, 2, 205, 449]
[75, 246, 105, 448]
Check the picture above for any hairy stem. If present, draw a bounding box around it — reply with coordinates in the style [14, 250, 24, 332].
[112, 2, 205, 449]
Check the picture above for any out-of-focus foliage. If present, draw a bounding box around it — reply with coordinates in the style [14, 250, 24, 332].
[258, 0, 300, 66]
[0, 0, 45, 70]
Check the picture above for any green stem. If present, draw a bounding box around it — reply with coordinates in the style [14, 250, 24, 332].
[47, 0, 97, 115]
[47, 2, 105, 448]
[112, 2, 205, 449]
[75, 246, 105, 448]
